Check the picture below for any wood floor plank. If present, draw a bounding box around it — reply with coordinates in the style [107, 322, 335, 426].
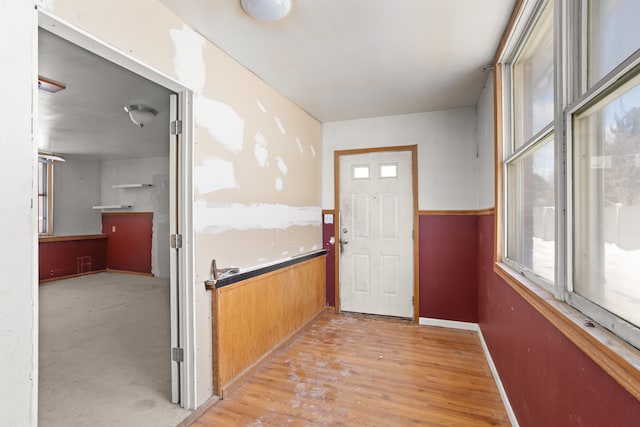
[186, 311, 510, 426]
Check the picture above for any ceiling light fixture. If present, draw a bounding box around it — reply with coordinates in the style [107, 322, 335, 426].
[38, 153, 66, 163]
[124, 105, 157, 128]
[241, 0, 292, 22]
[38, 76, 66, 93]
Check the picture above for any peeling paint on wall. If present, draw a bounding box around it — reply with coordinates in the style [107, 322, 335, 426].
[274, 116, 286, 134]
[196, 97, 244, 153]
[310, 145, 316, 157]
[276, 157, 288, 175]
[295, 137, 304, 155]
[193, 201, 321, 234]
[254, 132, 269, 167]
[194, 157, 237, 194]
[275, 177, 283, 191]
[256, 99, 267, 113]
[169, 25, 205, 92]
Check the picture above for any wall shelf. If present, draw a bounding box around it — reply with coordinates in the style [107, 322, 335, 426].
[111, 184, 152, 188]
[92, 205, 133, 210]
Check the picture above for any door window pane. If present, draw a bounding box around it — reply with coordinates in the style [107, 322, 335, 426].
[589, 0, 640, 87]
[513, 0, 554, 148]
[352, 165, 370, 180]
[507, 136, 555, 282]
[574, 72, 640, 328]
[379, 163, 398, 178]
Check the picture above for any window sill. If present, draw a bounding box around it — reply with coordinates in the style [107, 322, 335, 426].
[493, 262, 640, 401]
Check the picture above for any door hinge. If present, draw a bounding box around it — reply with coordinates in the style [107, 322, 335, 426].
[172, 347, 184, 363]
[170, 233, 183, 249]
[412, 296, 414, 306]
[170, 120, 183, 135]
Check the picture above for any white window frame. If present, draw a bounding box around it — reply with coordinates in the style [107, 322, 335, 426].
[499, 0, 640, 351]
[566, 45, 640, 349]
[38, 159, 53, 236]
[500, 0, 557, 294]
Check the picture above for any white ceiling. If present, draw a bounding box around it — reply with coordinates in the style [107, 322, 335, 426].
[38, 1, 515, 160]
[38, 29, 173, 161]
[160, 0, 516, 122]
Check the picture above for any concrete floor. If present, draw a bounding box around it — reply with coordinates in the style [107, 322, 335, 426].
[39, 272, 191, 427]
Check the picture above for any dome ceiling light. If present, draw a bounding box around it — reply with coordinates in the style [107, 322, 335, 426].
[241, 0, 292, 22]
[124, 105, 157, 128]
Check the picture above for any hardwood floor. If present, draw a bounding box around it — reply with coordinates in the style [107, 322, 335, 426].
[188, 311, 510, 426]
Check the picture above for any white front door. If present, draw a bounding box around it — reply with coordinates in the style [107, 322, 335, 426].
[338, 150, 414, 318]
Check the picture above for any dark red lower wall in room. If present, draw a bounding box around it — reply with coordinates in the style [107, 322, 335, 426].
[419, 215, 478, 322]
[478, 214, 640, 426]
[322, 211, 336, 307]
[102, 213, 152, 274]
[39, 236, 107, 281]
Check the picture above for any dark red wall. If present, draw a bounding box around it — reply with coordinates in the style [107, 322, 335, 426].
[478, 214, 640, 426]
[419, 215, 478, 322]
[322, 212, 336, 307]
[39, 236, 107, 281]
[102, 213, 152, 274]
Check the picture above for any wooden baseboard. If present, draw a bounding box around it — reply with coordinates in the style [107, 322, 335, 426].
[39, 269, 107, 284]
[105, 269, 153, 277]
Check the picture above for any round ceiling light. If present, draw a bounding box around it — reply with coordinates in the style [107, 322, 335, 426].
[241, 0, 292, 22]
[124, 105, 157, 128]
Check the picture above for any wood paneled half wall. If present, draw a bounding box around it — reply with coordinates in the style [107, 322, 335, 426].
[209, 252, 326, 398]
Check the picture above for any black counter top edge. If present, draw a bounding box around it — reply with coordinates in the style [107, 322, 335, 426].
[211, 249, 328, 289]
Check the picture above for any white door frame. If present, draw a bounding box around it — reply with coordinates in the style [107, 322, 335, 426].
[37, 9, 197, 409]
[334, 145, 420, 322]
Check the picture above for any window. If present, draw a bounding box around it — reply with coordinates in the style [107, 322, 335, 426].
[573, 72, 640, 335]
[352, 165, 370, 180]
[503, 0, 555, 287]
[588, 0, 640, 87]
[569, 0, 640, 345]
[38, 159, 53, 235]
[498, 0, 640, 349]
[378, 163, 398, 178]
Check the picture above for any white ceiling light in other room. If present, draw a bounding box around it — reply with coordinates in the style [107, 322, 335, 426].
[241, 0, 292, 22]
[124, 105, 157, 128]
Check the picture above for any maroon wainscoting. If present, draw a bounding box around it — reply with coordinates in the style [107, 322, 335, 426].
[102, 213, 152, 274]
[419, 215, 478, 322]
[478, 214, 640, 426]
[39, 235, 108, 281]
[322, 211, 336, 307]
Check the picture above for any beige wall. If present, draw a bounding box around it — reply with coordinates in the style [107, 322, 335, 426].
[33, 0, 322, 410]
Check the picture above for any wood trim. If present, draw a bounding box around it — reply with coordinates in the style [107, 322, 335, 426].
[39, 234, 108, 243]
[419, 209, 495, 216]
[39, 269, 107, 284]
[212, 256, 326, 396]
[221, 309, 325, 399]
[321, 209, 335, 215]
[476, 208, 496, 216]
[411, 146, 419, 322]
[494, 64, 504, 263]
[105, 268, 153, 277]
[494, 262, 640, 401]
[333, 145, 420, 322]
[100, 211, 153, 216]
[333, 145, 418, 157]
[492, 0, 525, 64]
[333, 150, 341, 313]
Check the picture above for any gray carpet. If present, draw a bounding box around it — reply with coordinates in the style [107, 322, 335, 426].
[39, 272, 190, 426]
